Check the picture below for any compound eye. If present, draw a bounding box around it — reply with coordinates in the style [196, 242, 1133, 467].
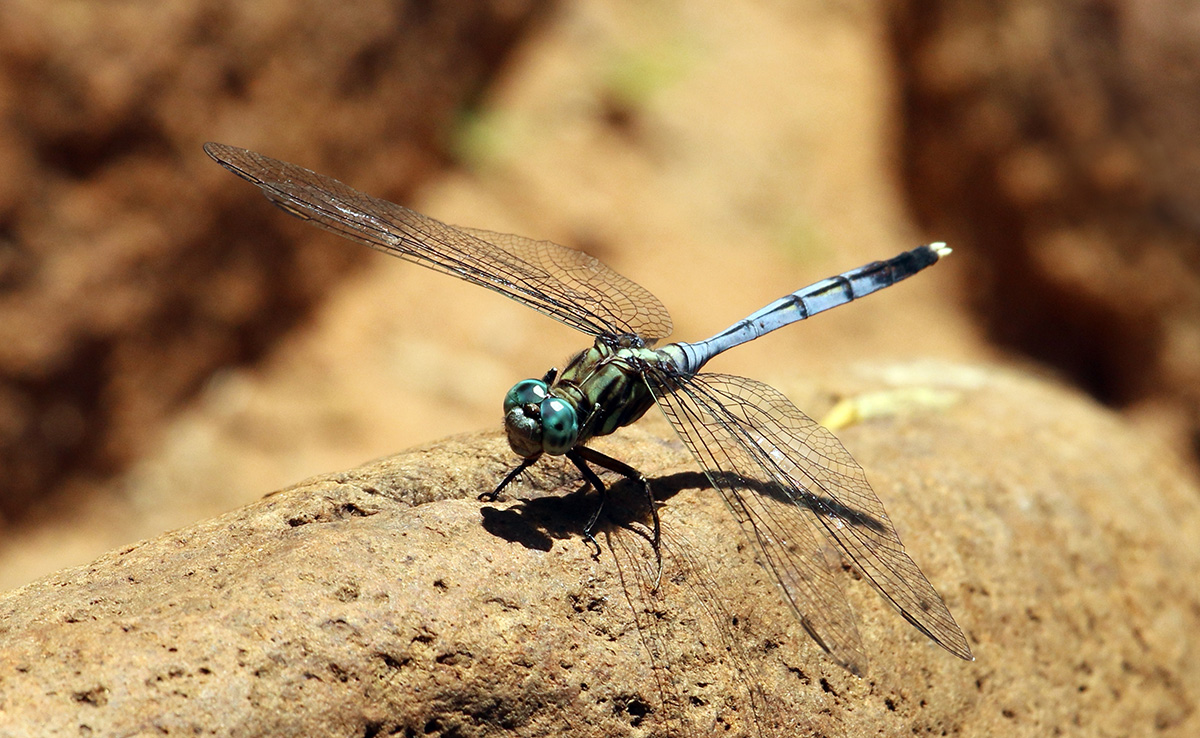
[503, 379, 547, 415]
[539, 397, 579, 455]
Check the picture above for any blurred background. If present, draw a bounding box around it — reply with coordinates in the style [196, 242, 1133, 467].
[1, 0, 1196, 591]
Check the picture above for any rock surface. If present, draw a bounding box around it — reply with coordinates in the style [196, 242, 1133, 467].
[1, 362, 1197, 736]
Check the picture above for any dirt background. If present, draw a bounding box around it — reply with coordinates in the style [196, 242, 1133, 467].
[2, 0, 1198, 677]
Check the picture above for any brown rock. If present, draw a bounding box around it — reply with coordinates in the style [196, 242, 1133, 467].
[1, 363, 1197, 736]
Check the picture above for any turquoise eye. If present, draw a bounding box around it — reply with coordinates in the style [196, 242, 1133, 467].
[504, 379, 547, 415]
[540, 397, 579, 455]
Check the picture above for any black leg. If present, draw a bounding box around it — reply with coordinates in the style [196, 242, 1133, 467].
[480, 455, 540, 502]
[567, 451, 607, 559]
[572, 446, 661, 574]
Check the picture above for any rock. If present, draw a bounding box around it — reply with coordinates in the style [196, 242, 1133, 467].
[0, 362, 1197, 736]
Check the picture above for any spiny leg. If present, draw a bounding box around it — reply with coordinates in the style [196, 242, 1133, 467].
[480, 455, 540, 502]
[572, 446, 662, 577]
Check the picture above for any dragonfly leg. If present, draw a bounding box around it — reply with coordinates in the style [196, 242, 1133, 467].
[567, 451, 607, 559]
[572, 446, 662, 576]
[480, 455, 540, 502]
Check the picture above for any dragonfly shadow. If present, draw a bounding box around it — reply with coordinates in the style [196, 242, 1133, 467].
[478, 465, 886, 554]
[643, 468, 887, 537]
[479, 493, 580, 552]
[478, 469, 713, 553]
[707, 470, 889, 534]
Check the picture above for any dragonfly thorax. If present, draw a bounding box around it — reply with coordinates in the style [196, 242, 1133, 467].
[503, 339, 665, 460]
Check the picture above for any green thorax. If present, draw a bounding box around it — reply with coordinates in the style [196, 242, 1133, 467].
[550, 338, 663, 443]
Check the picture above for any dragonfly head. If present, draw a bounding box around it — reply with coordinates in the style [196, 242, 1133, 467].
[503, 378, 580, 457]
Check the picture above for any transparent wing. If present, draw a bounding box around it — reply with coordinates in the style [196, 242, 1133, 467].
[606, 517, 784, 736]
[204, 143, 673, 342]
[645, 370, 972, 674]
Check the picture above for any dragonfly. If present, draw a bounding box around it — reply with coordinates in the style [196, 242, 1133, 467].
[204, 142, 973, 675]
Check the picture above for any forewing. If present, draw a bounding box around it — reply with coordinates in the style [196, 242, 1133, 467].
[205, 143, 673, 341]
[646, 370, 973, 672]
